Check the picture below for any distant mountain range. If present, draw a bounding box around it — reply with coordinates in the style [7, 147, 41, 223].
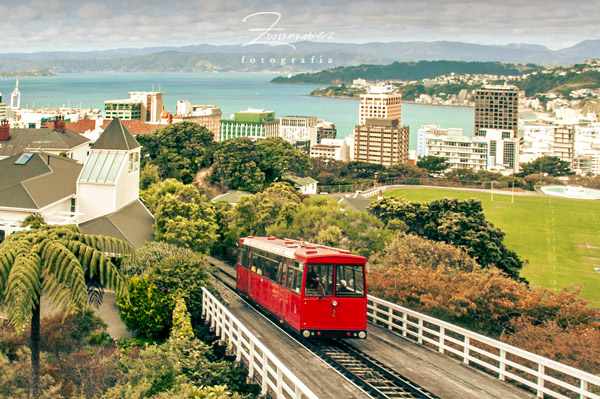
[1, 40, 599, 73]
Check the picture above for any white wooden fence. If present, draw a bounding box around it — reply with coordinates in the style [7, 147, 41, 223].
[368, 295, 600, 399]
[201, 288, 319, 399]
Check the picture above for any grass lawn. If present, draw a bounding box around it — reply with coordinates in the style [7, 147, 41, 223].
[384, 188, 600, 306]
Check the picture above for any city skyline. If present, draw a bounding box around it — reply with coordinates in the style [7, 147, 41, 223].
[0, 0, 598, 53]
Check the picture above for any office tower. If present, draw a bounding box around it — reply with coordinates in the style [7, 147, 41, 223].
[359, 89, 402, 126]
[353, 118, 409, 166]
[219, 108, 279, 141]
[474, 86, 521, 135]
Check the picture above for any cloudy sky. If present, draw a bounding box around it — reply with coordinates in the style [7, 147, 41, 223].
[0, 0, 598, 53]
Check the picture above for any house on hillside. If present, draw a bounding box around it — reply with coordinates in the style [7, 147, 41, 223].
[282, 173, 319, 195]
[0, 118, 154, 248]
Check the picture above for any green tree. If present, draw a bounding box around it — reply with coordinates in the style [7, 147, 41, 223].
[256, 137, 310, 183]
[211, 138, 265, 192]
[369, 197, 523, 279]
[377, 163, 428, 181]
[118, 275, 174, 340]
[268, 196, 392, 257]
[118, 243, 213, 338]
[417, 156, 448, 177]
[138, 121, 216, 184]
[0, 225, 133, 399]
[140, 163, 160, 190]
[145, 179, 219, 253]
[518, 156, 574, 177]
[225, 182, 302, 245]
[171, 296, 194, 341]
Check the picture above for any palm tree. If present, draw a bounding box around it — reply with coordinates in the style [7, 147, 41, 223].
[0, 225, 135, 399]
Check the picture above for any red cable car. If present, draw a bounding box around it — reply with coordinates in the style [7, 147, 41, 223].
[236, 236, 367, 339]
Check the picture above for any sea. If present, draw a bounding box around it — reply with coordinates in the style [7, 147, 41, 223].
[0, 72, 474, 151]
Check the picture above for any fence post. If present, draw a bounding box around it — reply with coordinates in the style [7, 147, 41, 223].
[580, 379, 588, 399]
[439, 327, 445, 353]
[402, 312, 408, 337]
[463, 336, 470, 365]
[499, 349, 506, 381]
[418, 319, 423, 344]
[276, 368, 283, 398]
[262, 352, 269, 396]
[537, 364, 545, 398]
[387, 307, 394, 331]
[248, 341, 255, 379]
[236, 325, 242, 362]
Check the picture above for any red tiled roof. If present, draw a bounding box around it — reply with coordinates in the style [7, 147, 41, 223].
[100, 120, 168, 136]
[42, 119, 97, 134]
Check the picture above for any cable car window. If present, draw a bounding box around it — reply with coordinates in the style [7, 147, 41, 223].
[305, 264, 334, 297]
[285, 260, 304, 294]
[335, 264, 365, 297]
[238, 246, 247, 268]
[277, 258, 288, 286]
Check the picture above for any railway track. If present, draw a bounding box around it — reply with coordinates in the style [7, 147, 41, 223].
[207, 256, 439, 399]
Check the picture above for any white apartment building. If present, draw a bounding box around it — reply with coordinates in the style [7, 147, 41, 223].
[420, 128, 488, 171]
[310, 138, 351, 162]
[417, 125, 464, 158]
[279, 116, 318, 146]
[477, 128, 520, 174]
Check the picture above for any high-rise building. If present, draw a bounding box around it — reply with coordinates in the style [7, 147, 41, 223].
[474, 86, 522, 134]
[359, 92, 402, 126]
[219, 108, 279, 142]
[316, 119, 337, 143]
[104, 91, 164, 123]
[353, 118, 409, 166]
[553, 123, 575, 168]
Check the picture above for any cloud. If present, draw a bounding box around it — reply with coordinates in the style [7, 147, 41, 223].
[0, 0, 598, 52]
[77, 3, 111, 19]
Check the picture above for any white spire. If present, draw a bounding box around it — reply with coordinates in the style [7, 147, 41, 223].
[10, 79, 21, 109]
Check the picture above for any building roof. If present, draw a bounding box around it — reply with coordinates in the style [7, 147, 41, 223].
[0, 153, 82, 209]
[338, 196, 375, 214]
[43, 119, 96, 134]
[79, 199, 154, 249]
[0, 127, 90, 158]
[93, 118, 140, 150]
[211, 190, 252, 205]
[100, 119, 167, 136]
[282, 173, 318, 188]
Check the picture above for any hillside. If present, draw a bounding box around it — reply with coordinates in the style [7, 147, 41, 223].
[272, 61, 542, 84]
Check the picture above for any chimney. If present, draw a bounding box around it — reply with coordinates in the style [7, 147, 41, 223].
[0, 119, 9, 141]
[55, 114, 66, 133]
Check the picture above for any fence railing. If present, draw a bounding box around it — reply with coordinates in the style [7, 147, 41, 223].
[368, 295, 600, 399]
[319, 177, 521, 194]
[202, 288, 318, 399]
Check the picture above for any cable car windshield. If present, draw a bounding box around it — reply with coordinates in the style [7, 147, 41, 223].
[305, 264, 334, 297]
[335, 264, 365, 297]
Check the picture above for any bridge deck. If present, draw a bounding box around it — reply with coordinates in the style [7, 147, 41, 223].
[354, 324, 534, 399]
[215, 284, 370, 399]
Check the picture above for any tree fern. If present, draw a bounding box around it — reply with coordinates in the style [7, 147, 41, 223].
[0, 224, 136, 399]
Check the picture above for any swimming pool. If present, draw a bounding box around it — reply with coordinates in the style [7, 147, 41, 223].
[540, 185, 600, 200]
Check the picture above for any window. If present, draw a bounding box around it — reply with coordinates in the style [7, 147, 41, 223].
[285, 260, 304, 294]
[128, 152, 140, 172]
[305, 264, 334, 297]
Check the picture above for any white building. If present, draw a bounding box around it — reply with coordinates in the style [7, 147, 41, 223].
[105, 91, 164, 123]
[0, 118, 154, 248]
[310, 138, 351, 162]
[282, 174, 318, 195]
[77, 119, 141, 223]
[477, 128, 520, 174]
[420, 128, 488, 171]
[279, 116, 318, 146]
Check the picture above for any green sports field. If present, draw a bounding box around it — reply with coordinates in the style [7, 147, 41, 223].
[384, 188, 600, 306]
